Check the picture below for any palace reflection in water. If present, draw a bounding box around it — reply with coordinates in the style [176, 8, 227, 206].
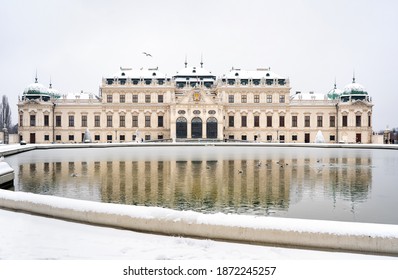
[16, 155, 372, 217]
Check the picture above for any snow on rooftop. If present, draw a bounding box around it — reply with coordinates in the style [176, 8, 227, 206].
[62, 91, 95, 100]
[291, 91, 328, 101]
[222, 68, 284, 80]
[175, 66, 215, 77]
[109, 67, 168, 79]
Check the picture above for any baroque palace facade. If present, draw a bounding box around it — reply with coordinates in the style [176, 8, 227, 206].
[18, 63, 373, 144]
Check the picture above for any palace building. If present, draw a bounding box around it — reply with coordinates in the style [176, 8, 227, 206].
[18, 63, 373, 144]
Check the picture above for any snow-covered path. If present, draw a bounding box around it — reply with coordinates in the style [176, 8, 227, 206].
[0, 209, 392, 260]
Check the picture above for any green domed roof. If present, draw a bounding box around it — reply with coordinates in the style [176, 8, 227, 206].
[327, 83, 342, 100]
[23, 79, 50, 96]
[23, 77, 52, 101]
[48, 83, 61, 99]
[343, 78, 368, 95]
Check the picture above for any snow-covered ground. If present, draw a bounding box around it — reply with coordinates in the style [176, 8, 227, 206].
[1, 143, 398, 260]
[0, 208, 394, 260]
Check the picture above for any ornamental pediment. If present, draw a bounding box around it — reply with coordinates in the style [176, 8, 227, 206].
[351, 100, 372, 107]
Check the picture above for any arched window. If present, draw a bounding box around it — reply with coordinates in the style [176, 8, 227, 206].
[191, 117, 202, 138]
[206, 117, 217, 139]
[176, 117, 187, 138]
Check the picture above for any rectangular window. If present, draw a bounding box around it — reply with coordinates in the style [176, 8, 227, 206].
[241, 95, 247, 103]
[266, 95, 272, 103]
[254, 116, 260, 127]
[368, 115, 371, 127]
[330, 135, 336, 141]
[267, 116, 272, 127]
[81, 115, 87, 127]
[356, 115, 361, 127]
[342, 115, 348, 127]
[145, 94, 151, 103]
[44, 135, 49, 141]
[292, 116, 297, 127]
[30, 115, 36, 126]
[56, 135, 61, 141]
[107, 115, 112, 127]
[56, 115, 61, 127]
[254, 94, 259, 103]
[145, 135, 151, 141]
[120, 94, 125, 103]
[145, 116, 151, 127]
[43, 115, 49, 126]
[228, 116, 234, 127]
[20, 114, 23, 127]
[120, 115, 125, 127]
[241, 116, 247, 127]
[132, 94, 138, 103]
[241, 135, 247, 141]
[228, 95, 234, 103]
[107, 135, 112, 142]
[158, 116, 164, 127]
[267, 135, 272, 141]
[69, 135, 74, 141]
[94, 116, 100, 127]
[279, 116, 285, 127]
[329, 116, 335, 127]
[132, 116, 138, 127]
[120, 135, 125, 141]
[69, 115, 74, 127]
[305, 116, 310, 127]
[107, 95, 113, 103]
[279, 95, 285, 103]
[292, 135, 298, 141]
[317, 116, 323, 127]
[158, 95, 163, 103]
[94, 135, 100, 141]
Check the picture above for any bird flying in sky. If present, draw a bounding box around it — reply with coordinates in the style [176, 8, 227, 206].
[142, 52, 152, 57]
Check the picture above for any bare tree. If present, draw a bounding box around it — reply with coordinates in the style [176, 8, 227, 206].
[0, 95, 12, 130]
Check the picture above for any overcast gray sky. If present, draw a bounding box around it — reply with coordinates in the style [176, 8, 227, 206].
[1, 0, 397, 131]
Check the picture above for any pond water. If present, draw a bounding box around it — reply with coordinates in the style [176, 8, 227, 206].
[6, 146, 398, 224]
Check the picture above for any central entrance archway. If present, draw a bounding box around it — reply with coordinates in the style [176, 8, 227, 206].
[176, 117, 187, 138]
[206, 117, 217, 138]
[191, 117, 202, 138]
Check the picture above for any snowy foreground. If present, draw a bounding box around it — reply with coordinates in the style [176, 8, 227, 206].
[0, 208, 394, 260]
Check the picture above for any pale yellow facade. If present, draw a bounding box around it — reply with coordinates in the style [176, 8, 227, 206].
[18, 66, 373, 144]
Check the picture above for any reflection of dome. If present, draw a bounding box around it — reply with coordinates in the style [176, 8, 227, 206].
[327, 83, 342, 100]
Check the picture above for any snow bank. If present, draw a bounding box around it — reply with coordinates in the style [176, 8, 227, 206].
[1, 190, 398, 255]
[0, 161, 14, 187]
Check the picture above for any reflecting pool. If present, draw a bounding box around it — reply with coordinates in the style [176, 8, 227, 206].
[6, 146, 398, 224]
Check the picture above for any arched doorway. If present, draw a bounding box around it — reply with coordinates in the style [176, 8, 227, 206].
[176, 117, 187, 138]
[206, 117, 217, 138]
[191, 117, 202, 138]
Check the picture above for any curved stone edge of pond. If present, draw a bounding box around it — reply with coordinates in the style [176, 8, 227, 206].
[1, 142, 398, 158]
[1, 189, 398, 256]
